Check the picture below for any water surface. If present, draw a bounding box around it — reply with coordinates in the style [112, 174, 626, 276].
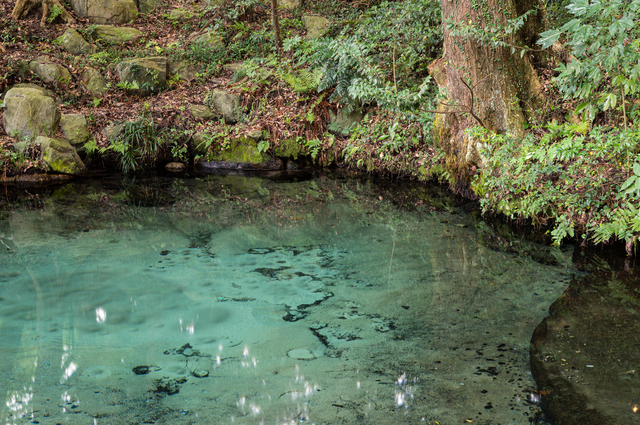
[0, 172, 575, 424]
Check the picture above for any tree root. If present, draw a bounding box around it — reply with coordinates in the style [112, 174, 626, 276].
[11, 0, 76, 27]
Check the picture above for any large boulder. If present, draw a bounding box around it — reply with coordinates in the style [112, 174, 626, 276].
[116, 56, 167, 94]
[208, 89, 243, 124]
[530, 269, 640, 425]
[3, 85, 60, 140]
[60, 114, 89, 146]
[36, 136, 87, 175]
[302, 15, 329, 39]
[198, 136, 282, 171]
[55, 28, 91, 55]
[29, 57, 71, 85]
[83, 67, 109, 96]
[69, 0, 138, 24]
[94, 25, 142, 43]
[189, 104, 219, 120]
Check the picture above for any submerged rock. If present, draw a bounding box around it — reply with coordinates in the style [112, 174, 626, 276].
[530, 270, 640, 425]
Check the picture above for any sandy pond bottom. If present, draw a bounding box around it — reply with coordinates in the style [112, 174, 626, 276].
[0, 175, 575, 425]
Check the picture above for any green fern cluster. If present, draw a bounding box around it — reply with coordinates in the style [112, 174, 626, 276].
[279, 68, 323, 94]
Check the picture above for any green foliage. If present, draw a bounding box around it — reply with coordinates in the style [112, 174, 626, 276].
[473, 124, 640, 245]
[538, 0, 640, 125]
[86, 110, 169, 173]
[47, 4, 65, 24]
[302, 0, 442, 111]
[279, 68, 323, 94]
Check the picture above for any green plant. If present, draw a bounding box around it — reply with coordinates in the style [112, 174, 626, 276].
[538, 0, 640, 126]
[47, 4, 65, 23]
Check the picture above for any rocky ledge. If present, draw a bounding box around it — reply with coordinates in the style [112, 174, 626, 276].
[530, 269, 640, 425]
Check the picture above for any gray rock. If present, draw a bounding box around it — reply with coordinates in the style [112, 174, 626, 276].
[55, 28, 91, 55]
[165, 162, 186, 172]
[3, 85, 60, 140]
[69, 0, 138, 24]
[36, 136, 87, 175]
[328, 108, 364, 137]
[209, 89, 243, 124]
[60, 114, 89, 146]
[246, 130, 264, 141]
[137, 0, 161, 14]
[189, 104, 219, 120]
[168, 59, 201, 81]
[302, 15, 329, 39]
[29, 57, 71, 85]
[83, 67, 109, 96]
[94, 25, 142, 43]
[116, 56, 167, 94]
[191, 30, 224, 49]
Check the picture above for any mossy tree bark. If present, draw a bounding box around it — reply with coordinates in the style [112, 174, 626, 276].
[270, 0, 282, 52]
[12, 0, 75, 26]
[428, 0, 546, 183]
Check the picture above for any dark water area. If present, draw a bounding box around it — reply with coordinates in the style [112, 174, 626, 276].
[0, 170, 633, 425]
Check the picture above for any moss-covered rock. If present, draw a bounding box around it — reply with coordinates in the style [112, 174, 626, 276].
[83, 67, 109, 96]
[37, 136, 87, 175]
[116, 56, 167, 94]
[138, 0, 161, 14]
[209, 89, 243, 124]
[60, 114, 89, 146]
[3, 85, 60, 140]
[167, 59, 201, 81]
[29, 57, 71, 85]
[198, 137, 282, 170]
[94, 25, 142, 43]
[189, 104, 219, 120]
[191, 30, 224, 48]
[55, 29, 91, 55]
[274, 138, 303, 159]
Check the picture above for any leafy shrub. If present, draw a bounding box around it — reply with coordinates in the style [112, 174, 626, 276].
[538, 0, 640, 125]
[302, 0, 442, 111]
[473, 124, 640, 245]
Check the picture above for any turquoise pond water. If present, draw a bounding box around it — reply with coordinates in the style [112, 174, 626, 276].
[0, 172, 576, 425]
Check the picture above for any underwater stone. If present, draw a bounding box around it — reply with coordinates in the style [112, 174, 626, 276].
[287, 348, 316, 360]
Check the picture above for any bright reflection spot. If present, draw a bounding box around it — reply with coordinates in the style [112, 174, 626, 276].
[178, 318, 195, 334]
[216, 355, 221, 366]
[394, 372, 415, 409]
[633, 404, 638, 413]
[95, 307, 107, 323]
[243, 346, 250, 357]
[357, 381, 361, 389]
[250, 403, 261, 415]
[60, 362, 77, 384]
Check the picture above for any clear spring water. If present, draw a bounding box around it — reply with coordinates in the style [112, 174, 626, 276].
[0, 172, 576, 425]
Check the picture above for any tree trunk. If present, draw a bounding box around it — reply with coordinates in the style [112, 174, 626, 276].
[428, 0, 545, 183]
[12, 0, 75, 26]
[270, 0, 282, 52]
